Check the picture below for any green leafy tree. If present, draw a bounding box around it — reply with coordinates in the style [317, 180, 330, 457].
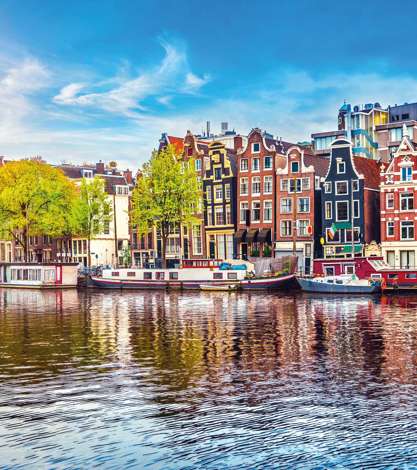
[131, 145, 201, 268]
[71, 177, 112, 267]
[0, 160, 77, 261]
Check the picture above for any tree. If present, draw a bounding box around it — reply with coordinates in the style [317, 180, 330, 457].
[130, 144, 201, 268]
[0, 160, 77, 261]
[71, 177, 112, 267]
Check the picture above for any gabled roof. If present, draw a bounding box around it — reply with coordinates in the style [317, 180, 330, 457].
[353, 157, 380, 190]
[304, 154, 330, 177]
[165, 136, 184, 154]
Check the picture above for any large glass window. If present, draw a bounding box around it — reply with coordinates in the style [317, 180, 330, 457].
[240, 202, 248, 223]
[192, 225, 202, 255]
[280, 198, 292, 214]
[240, 177, 248, 195]
[298, 198, 310, 213]
[336, 201, 349, 221]
[252, 158, 260, 171]
[215, 185, 223, 201]
[264, 176, 273, 194]
[401, 221, 414, 240]
[401, 166, 412, 182]
[264, 156, 272, 169]
[386, 221, 394, 237]
[263, 201, 272, 222]
[240, 159, 248, 171]
[252, 176, 261, 195]
[215, 207, 224, 225]
[386, 192, 394, 209]
[252, 201, 261, 222]
[297, 220, 309, 236]
[280, 220, 292, 236]
[336, 181, 348, 195]
[400, 192, 414, 211]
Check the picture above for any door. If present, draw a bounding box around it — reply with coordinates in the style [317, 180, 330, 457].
[386, 250, 395, 268]
[209, 237, 216, 259]
[183, 238, 189, 259]
[241, 243, 248, 260]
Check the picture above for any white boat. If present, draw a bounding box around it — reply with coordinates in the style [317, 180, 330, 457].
[0, 263, 79, 289]
[297, 274, 380, 294]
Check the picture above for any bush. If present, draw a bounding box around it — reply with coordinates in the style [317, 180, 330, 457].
[250, 249, 260, 257]
[263, 245, 272, 257]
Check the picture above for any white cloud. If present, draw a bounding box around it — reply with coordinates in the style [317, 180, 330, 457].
[184, 72, 211, 92]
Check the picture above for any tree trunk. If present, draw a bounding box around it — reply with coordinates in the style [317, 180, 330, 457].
[161, 233, 167, 269]
[87, 236, 91, 268]
[23, 227, 28, 263]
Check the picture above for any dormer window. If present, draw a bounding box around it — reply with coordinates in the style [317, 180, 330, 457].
[401, 166, 412, 182]
[291, 161, 299, 173]
[252, 143, 260, 153]
[337, 161, 346, 174]
[82, 169, 93, 178]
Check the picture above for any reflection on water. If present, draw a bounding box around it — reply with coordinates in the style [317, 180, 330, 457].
[0, 289, 417, 468]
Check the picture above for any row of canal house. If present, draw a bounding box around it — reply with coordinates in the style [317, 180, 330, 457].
[138, 129, 387, 273]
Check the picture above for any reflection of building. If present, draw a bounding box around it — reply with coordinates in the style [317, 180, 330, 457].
[321, 139, 380, 260]
[203, 142, 237, 259]
[275, 146, 328, 274]
[380, 127, 417, 268]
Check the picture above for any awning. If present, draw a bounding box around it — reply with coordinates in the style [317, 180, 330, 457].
[234, 229, 247, 243]
[246, 229, 258, 243]
[257, 228, 271, 244]
[340, 244, 362, 254]
[334, 222, 351, 230]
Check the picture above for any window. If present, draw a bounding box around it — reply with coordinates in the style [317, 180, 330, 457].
[263, 201, 272, 222]
[353, 200, 360, 218]
[156, 272, 165, 280]
[280, 220, 292, 236]
[352, 180, 359, 191]
[390, 127, 403, 141]
[326, 227, 340, 242]
[228, 272, 238, 280]
[240, 158, 248, 171]
[112, 271, 120, 277]
[280, 198, 292, 214]
[336, 201, 349, 221]
[215, 185, 223, 201]
[252, 201, 261, 222]
[280, 179, 288, 192]
[298, 198, 310, 213]
[386, 250, 395, 267]
[336, 181, 348, 195]
[297, 220, 309, 236]
[387, 221, 395, 237]
[252, 142, 260, 153]
[325, 201, 332, 219]
[324, 182, 332, 193]
[252, 158, 260, 171]
[225, 205, 231, 224]
[401, 166, 412, 182]
[207, 207, 212, 226]
[195, 159, 201, 171]
[213, 272, 224, 279]
[324, 266, 335, 276]
[206, 186, 212, 201]
[264, 156, 272, 169]
[264, 176, 273, 194]
[215, 207, 224, 225]
[252, 176, 261, 195]
[401, 221, 414, 240]
[291, 161, 299, 173]
[346, 228, 360, 242]
[192, 225, 202, 255]
[400, 192, 414, 211]
[240, 177, 248, 196]
[337, 161, 346, 174]
[240, 202, 249, 223]
[225, 184, 231, 200]
[82, 169, 93, 178]
[214, 167, 222, 181]
[170, 272, 179, 280]
[386, 193, 394, 209]
[344, 265, 355, 275]
[400, 250, 415, 269]
[289, 178, 302, 193]
[302, 177, 310, 190]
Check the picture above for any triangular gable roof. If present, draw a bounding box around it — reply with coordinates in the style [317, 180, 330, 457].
[353, 157, 380, 190]
[166, 136, 184, 154]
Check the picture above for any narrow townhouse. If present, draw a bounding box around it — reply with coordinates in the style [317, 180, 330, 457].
[235, 128, 290, 259]
[203, 141, 237, 259]
[380, 127, 417, 268]
[275, 146, 328, 274]
[321, 139, 380, 263]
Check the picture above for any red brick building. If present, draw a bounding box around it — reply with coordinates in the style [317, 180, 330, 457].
[380, 129, 417, 268]
[275, 146, 329, 274]
[235, 128, 291, 258]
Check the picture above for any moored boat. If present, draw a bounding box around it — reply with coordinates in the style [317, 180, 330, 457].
[240, 273, 296, 290]
[297, 274, 380, 294]
[0, 263, 78, 289]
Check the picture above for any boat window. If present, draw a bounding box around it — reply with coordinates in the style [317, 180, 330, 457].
[336, 280, 343, 284]
[324, 266, 335, 276]
[144, 272, 152, 280]
[213, 272, 223, 280]
[112, 271, 120, 277]
[156, 272, 165, 280]
[406, 273, 417, 279]
[228, 272, 238, 280]
[169, 272, 178, 280]
[326, 279, 334, 284]
[344, 265, 355, 275]
[44, 269, 56, 282]
[388, 274, 397, 279]
[127, 272, 136, 277]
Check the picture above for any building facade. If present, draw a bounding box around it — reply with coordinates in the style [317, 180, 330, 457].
[203, 141, 237, 259]
[380, 129, 417, 268]
[275, 146, 328, 274]
[321, 139, 380, 260]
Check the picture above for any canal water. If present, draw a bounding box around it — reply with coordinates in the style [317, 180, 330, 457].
[0, 290, 417, 469]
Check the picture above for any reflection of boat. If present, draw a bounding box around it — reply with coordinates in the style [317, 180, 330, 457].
[297, 275, 380, 294]
[240, 273, 296, 290]
[200, 284, 238, 292]
[0, 263, 78, 289]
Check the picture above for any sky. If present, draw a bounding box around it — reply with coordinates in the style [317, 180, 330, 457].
[1, 0, 417, 169]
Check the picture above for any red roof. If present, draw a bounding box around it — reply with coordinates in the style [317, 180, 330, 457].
[353, 157, 380, 190]
[166, 136, 184, 154]
[304, 154, 329, 177]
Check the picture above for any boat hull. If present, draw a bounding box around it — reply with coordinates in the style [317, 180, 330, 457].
[240, 274, 295, 290]
[297, 277, 379, 294]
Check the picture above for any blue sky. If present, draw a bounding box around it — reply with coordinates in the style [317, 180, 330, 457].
[1, 0, 417, 168]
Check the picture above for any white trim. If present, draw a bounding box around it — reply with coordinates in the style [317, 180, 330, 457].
[336, 200, 349, 222]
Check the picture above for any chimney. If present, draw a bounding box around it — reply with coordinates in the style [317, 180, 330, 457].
[124, 169, 133, 184]
[96, 160, 105, 174]
[234, 135, 243, 152]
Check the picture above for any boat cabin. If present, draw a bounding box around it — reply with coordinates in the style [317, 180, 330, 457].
[0, 263, 78, 288]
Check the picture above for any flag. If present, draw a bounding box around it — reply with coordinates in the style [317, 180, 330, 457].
[328, 223, 336, 240]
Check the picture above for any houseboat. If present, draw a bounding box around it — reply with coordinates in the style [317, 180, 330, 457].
[0, 263, 78, 289]
[297, 274, 380, 294]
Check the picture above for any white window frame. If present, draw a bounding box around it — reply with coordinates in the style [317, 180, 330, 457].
[280, 197, 292, 214]
[400, 192, 414, 212]
[324, 182, 332, 193]
[337, 161, 346, 174]
[240, 202, 248, 223]
[252, 157, 260, 172]
[386, 221, 395, 237]
[298, 197, 310, 213]
[336, 200, 349, 222]
[325, 201, 332, 220]
[386, 192, 394, 210]
[280, 220, 292, 237]
[252, 176, 261, 195]
[263, 200, 272, 222]
[263, 175, 273, 194]
[401, 221, 414, 240]
[252, 142, 260, 153]
[264, 155, 272, 169]
[240, 158, 248, 172]
[291, 161, 299, 173]
[335, 180, 348, 195]
[240, 177, 248, 196]
[251, 201, 261, 223]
